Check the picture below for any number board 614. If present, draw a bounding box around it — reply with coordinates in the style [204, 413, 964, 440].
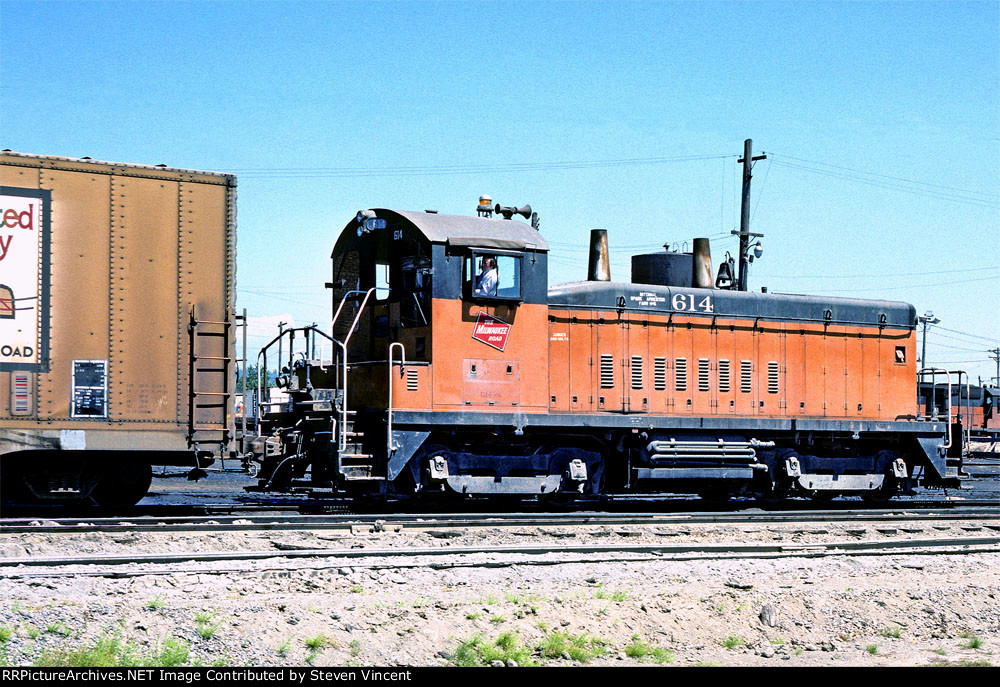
[671, 293, 714, 313]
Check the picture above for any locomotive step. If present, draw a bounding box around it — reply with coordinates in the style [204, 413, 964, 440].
[341, 466, 385, 481]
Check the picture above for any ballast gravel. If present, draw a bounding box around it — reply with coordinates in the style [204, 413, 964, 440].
[0, 520, 998, 667]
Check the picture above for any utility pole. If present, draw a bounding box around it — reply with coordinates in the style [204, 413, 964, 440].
[917, 311, 940, 369]
[989, 347, 1000, 385]
[734, 139, 767, 291]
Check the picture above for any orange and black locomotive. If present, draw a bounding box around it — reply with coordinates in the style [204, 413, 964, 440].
[249, 203, 957, 501]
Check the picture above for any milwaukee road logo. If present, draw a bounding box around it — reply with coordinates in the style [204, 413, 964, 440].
[472, 311, 512, 351]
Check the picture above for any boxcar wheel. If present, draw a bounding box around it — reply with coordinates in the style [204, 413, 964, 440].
[90, 458, 152, 508]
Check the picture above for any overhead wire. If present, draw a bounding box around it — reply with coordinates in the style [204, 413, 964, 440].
[767, 157, 997, 208]
[935, 326, 1000, 344]
[932, 331, 1000, 348]
[231, 153, 737, 179]
[750, 157, 772, 221]
[768, 153, 999, 200]
[769, 265, 999, 279]
[807, 274, 999, 293]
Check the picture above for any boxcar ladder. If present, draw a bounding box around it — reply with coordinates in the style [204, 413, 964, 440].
[187, 305, 234, 464]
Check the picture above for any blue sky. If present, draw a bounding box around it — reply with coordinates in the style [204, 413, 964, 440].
[2, 0, 998, 382]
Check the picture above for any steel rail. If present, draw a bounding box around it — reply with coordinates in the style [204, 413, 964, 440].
[1, 536, 997, 575]
[2, 508, 998, 535]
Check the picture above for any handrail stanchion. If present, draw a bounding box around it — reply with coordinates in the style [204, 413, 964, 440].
[329, 288, 376, 455]
[388, 343, 406, 453]
[918, 367, 952, 451]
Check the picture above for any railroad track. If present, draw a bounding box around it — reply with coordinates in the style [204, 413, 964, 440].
[3, 507, 1000, 535]
[1, 491, 995, 521]
[2, 535, 998, 579]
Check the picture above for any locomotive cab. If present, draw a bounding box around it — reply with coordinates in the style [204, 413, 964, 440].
[251, 208, 558, 494]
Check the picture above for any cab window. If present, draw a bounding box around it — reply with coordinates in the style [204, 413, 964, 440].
[464, 252, 522, 302]
[375, 262, 391, 300]
[400, 255, 431, 327]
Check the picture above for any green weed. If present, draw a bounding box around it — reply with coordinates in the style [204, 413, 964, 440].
[305, 635, 327, 650]
[961, 635, 983, 650]
[33, 635, 189, 667]
[593, 585, 629, 602]
[625, 635, 674, 663]
[46, 622, 71, 636]
[453, 632, 536, 667]
[538, 631, 608, 663]
[880, 625, 903, 639]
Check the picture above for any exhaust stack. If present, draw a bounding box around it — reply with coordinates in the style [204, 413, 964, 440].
[588, 229, 611, 281]
[692, 238, 714, 289]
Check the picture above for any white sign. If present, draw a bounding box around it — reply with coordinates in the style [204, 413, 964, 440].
[0, 189, 48, 370]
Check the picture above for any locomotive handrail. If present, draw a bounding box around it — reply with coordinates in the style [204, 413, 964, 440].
[330, 288, 373, 339]
[946, 369, 972, 458]
[255, 325, 337, 421]
[388, 342, 406, 454]
[330, 288, 376, 455]
[917, 367, 952, 451]
[548, 302, 916, 329]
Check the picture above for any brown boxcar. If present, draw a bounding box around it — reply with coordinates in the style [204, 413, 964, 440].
[0, 152, 236, 506]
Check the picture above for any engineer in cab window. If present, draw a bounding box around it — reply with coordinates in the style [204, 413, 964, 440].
[474, 257, 498, 297]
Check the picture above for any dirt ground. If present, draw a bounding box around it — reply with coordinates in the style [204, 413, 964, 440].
[0, 529, 997, 667]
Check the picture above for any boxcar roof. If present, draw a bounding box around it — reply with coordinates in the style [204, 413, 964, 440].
[0, 150, 234, 181]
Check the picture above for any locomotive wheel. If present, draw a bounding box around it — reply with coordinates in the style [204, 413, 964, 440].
[90, 458, 152, 508]
[860, 489, 893, 504]
[698, 489, 731, 504]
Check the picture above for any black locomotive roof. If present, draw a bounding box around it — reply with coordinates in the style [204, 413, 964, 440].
[548, 281, 916, 328]
[375, 209, 548, 252]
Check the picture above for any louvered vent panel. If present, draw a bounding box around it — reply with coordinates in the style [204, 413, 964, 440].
[740, 360, 753, 393]
[653, 357, 666, 391]
[698, 358, 710, 392]
[719, 359, 731, 393]
[675, 358, 687, 392]
[600, 354, 615, 388]
[768, 361, 779, 394]
[406, 368, 419, 391]
[631, 356, 644, 389]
